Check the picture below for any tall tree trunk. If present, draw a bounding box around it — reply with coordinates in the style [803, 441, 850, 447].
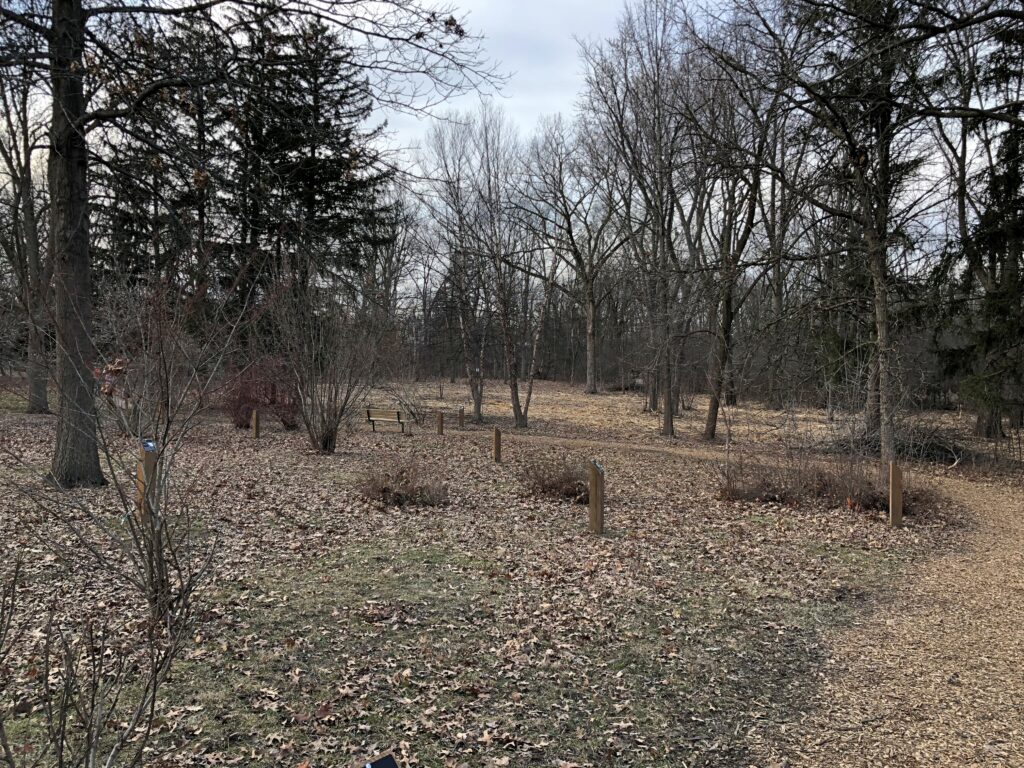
[672, 338, 688, 415]
[501, 321, 526, 428]
[509, 372, 525, 427]
[724, 358, 737, 407]
[26, 320, 49, 413]
[48, 0, 104, 487]
[493, 268, 527, 428]
[867, 233, 895, 462]
[864, 353, 881, 435]
[661, 347, 673, 435]
[469, 376, 483, 422]
[584, 282, 598, 394]
[703, 285, 734, 441]
[520, 256, 559, 424]
[660, 273, 673, 436]
[456, 274, 485, 423]
[464, 352, 484, 424]
[16, 142, 51, 414]
[975, 407, 1003, 439]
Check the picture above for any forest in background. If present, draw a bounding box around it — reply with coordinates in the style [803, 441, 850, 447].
[1, 0, 1023, 475]
[3, 1, 1024, 765]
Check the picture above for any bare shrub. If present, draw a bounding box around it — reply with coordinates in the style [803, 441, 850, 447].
[828, 421, 971, 466]
[273, 285, 381, 454]
[379, 381, 428, 425]
[1, 278, 222, 767]
[223, 357, 299, 430]
[521, 454, 589, 504]
[0, 576, 194, 768]
[357, 459, 449, 507]
[718, 449, 887, 511]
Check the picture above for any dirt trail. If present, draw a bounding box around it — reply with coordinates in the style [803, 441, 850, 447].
[496, 428, 1024, 766]
[759, 475, 1024, 767]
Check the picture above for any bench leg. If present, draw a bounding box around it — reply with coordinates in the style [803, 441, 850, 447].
[371, 421, 376, 432]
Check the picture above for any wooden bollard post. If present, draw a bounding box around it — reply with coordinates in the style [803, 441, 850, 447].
[436, 411, 444, 435]
[588, 460, 605, 534]
[458, 406, 465, 428]
[493, 426, 501, 463]
[889, 460, 903, 528]
[251, 408, 260, 438]
[136, 440, 158, 520]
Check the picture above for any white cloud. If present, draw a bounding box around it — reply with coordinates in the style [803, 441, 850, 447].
[383, 0, 623, 149]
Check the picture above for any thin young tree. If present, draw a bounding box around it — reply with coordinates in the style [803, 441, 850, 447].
[421, 116, 490, 421]
[522, 115, 628, 395]
[581, 0, 686, 436]
[0, 18, 51, 413]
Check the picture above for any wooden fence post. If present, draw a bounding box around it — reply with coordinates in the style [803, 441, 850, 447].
[889, 461, 903, 528]
[436, 411, 444, 435]
[136, 440, 158, 520]
[458, 406, 465, 429]
[493, 426, 501, 463]
[588, 460, 605, 534]
[251, 408, 260, 438]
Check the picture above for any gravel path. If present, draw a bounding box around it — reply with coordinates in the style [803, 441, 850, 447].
[767, 475, 1024, 767]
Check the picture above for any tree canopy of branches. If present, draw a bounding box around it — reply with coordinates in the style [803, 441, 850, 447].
[4, 0, 1024, 476]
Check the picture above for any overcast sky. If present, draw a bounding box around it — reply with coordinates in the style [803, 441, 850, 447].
[385, 0, 624, 150]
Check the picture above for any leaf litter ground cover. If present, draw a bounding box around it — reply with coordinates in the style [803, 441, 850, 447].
[2, 381, 1003, 767]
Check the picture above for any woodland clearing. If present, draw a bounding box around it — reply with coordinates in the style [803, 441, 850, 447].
[0, 380, 1019, 767]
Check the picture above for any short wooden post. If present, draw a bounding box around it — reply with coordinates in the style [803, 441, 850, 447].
[251, 408, 260, 438]
[493, 426, 501, 463]
[588, 460, 605, 534]
[889, 461, 903, 528]
[436, 411, 444, 435]
[136, 441, 158, 520]
[458, 406, 465, 428]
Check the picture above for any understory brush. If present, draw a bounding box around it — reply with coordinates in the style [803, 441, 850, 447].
[357, 459, 450, 508]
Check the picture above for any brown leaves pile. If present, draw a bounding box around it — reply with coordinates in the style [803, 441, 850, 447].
[0, 379, 968, 768]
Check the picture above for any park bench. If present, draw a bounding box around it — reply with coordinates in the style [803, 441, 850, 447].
[366, 408, 406, 433]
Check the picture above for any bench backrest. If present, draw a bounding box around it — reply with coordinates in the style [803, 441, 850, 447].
[366, 408, 403, 421]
